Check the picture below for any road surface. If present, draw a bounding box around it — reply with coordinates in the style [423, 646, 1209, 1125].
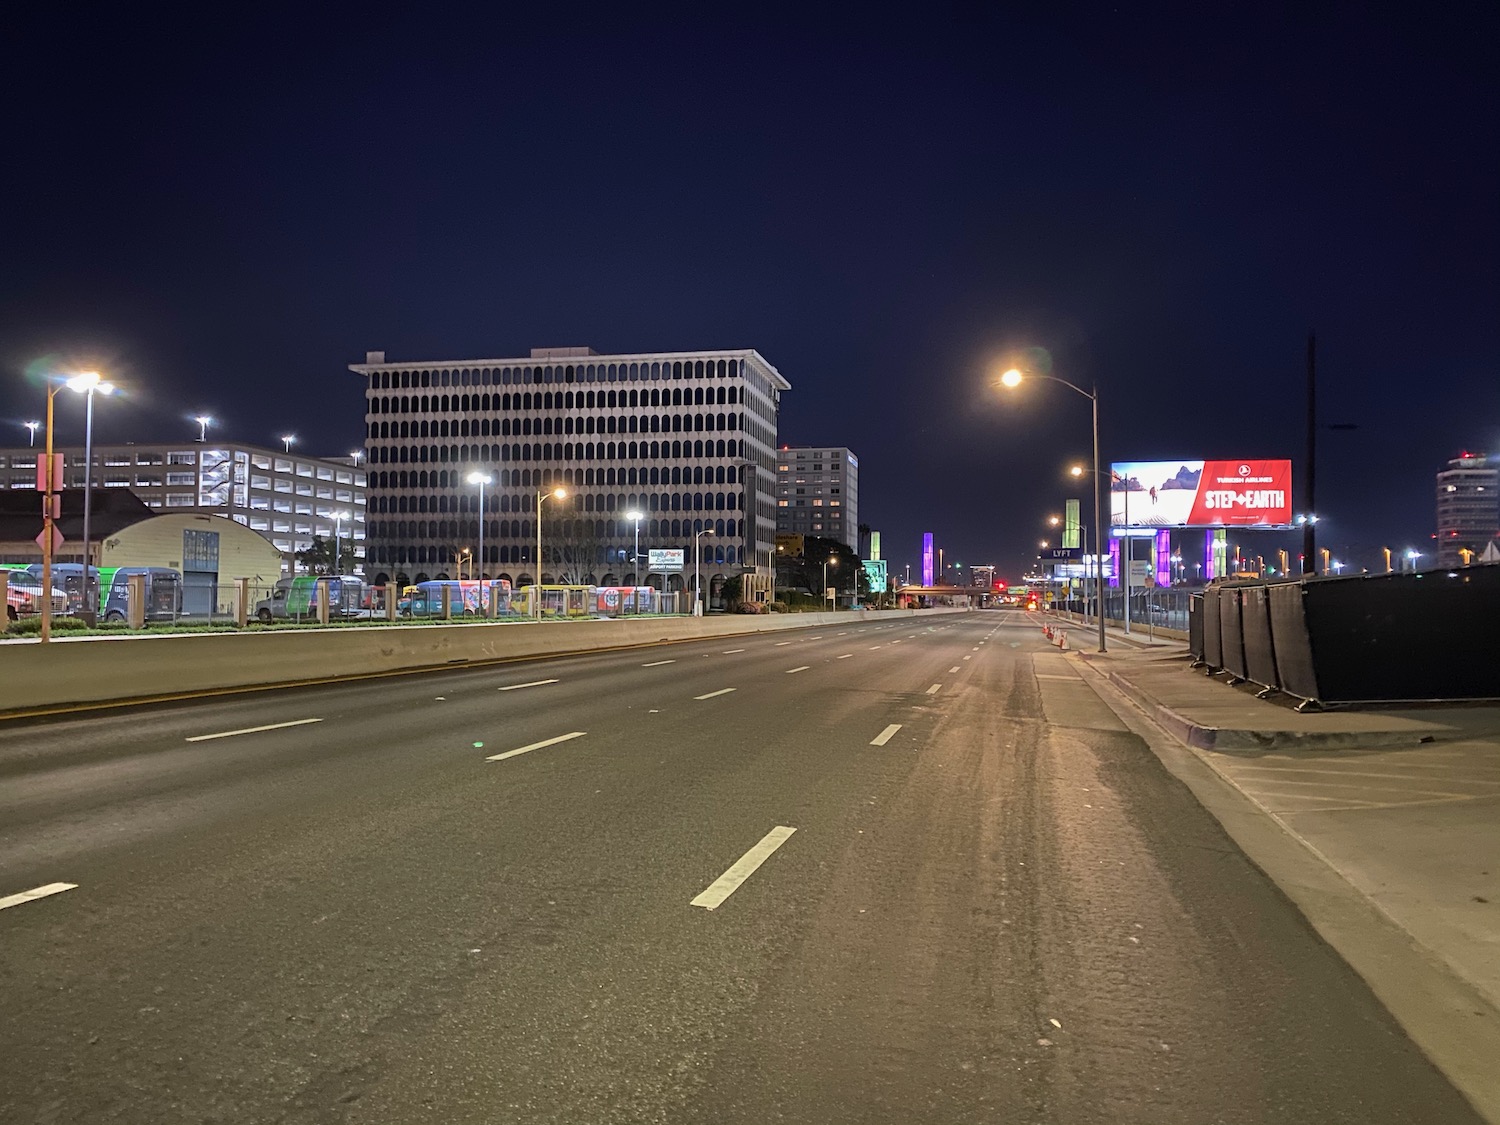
[0, 612, 1481, 1123]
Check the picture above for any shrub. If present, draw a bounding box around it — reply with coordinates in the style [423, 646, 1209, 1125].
[5, 615, 91, 636]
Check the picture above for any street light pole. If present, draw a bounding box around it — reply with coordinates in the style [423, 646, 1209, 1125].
[281, 434, 296, 454]
[534, 486, 566, 619]
[624, 509, 644, 612]
[25, 421, 40, 447]
[75, 375, 115, 625]
[194, 415, 213, 443]
[468, 472, 492, 615]
[693, 527, 715, 616]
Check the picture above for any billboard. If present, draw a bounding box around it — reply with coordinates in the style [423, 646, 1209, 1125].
[775, 533, 804, 558]
[922, 533, 934, 586]
[648, 548, 684, 572]
[1110, 460, 1293, 528]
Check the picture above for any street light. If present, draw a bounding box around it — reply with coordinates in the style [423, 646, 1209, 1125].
[193, 414, 213, 443]
[998, 365, 1105, 652]
[24, 421, 40, 447]
[332, 510, 352, 575]
[350, 449, 364, 466]
[625, 509, 644, 602]
[69, 373, 116, 625]
[281, 434, 296, 454]
[37, 372, 113, 640]
[822, 555, 838, 612]
[467, 472, 493, 615]
[693, 527, 715, 616]
[534, 486, 566, 619]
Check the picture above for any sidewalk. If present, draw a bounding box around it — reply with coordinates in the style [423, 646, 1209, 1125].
[1072, 636, 1500, 1024]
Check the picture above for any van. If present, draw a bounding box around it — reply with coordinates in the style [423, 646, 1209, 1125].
[254, 575, 364, 622]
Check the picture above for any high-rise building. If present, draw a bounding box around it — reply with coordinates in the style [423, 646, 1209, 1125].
[1436, 451, 1499, 566]
[0, 441, 366, 575]
[775, 445, 860, 551]
[349, 347, 789, 593]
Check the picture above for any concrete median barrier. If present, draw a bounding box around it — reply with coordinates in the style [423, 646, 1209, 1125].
[0, 608, 961, 714]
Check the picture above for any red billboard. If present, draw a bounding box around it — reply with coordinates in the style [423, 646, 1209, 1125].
[1110, 460, 1294, 528]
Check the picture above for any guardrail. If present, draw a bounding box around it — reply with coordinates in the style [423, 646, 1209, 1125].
[0, 607, 962, 715]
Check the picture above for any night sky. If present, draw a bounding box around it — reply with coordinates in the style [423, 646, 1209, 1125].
[4, 6, 1496, 580]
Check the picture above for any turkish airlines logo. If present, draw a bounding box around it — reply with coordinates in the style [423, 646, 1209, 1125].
[1238, 464, 1251, 476]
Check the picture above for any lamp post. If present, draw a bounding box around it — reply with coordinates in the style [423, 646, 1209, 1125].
[38, 374, 111, 640]
[822, 555, 838, 611]
[1000, 364, 1105, 652]
[332, 510, 351, 575]
[194, 414, 213, 443]
[24, 421, 40, 447]
[693, 527, 715, 616]
[625, 509, 644, 610]
[350, 449, 364, 466]
[73, 374, 116, 625]
[534, 486, 566, 619]
[1074, 463, 1132, 634]
[467, 472, 492, 614]
[281, 434, 296, 454]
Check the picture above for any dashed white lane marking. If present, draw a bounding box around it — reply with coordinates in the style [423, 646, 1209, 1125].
[774, 641, 792, 646]
[869, 646, 883, 650]
[949, 665, 961, 673]
[485, 731, 586, 762]
[837, 632, 847, 635]
[972, 647, 980, 651]
[722, 649, 746, 654]
[498, 679, 561, 691]
[870, 724, 902, 746]
[641, 660, 676, 667]
[0, 883, 77, 912]
[809, 635, 823, 639]
[926, 684, 942, 694]
[890, 640, 902, 645]
[695, 688, 737, 700]
[838, 653, 853, 659]
[185, 718, 323, 743]
[963, 655, 972, 661]
[691, 826, 796, 910]
[786, 666, 810, 674]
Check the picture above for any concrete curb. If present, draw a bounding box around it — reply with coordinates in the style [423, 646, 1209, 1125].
[1097, 664, 1434, 752]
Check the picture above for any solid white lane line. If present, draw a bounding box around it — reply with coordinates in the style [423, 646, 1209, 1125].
[695, 688, 737, 700]
[691, 826, 796, 910]
[722, 648, 746, 654]
[870, 724, 902, 746]
[498, 679, 561, 691]
[641, 660, 676, 667]
[485, 731, 586, 762]
[786, 666, 810, 674]
[185, 718, 323, 743]
[838, 653, 853, 659]
[0, 882, 77, 912]
[926, 684, 942, 694]
[949, 665, 961, 673]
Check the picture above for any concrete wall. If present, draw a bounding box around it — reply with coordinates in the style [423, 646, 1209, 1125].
[1, 607, 964, 714]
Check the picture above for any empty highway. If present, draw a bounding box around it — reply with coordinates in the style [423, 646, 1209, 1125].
[0, 612, 1482, 1124]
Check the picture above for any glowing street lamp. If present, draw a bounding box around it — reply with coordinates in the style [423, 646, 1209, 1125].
[998, 364, 1106, 653]
[38, 372, 115, 639]
[281, 434, 296, 454]
[350, 449, 364, 465]
[193, 414, 213, 442]
[534, 486, 566, 619]
[332, 510, 352, 575]
[625, 509, 644, 600]
[822, 554, 838, 611]
[467, 471, 493, 614]
[24, 421, 40, 447]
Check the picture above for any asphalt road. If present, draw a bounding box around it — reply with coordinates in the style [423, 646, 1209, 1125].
[0, 612, 1482, 1124]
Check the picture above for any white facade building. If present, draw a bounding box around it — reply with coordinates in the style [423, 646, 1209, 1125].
[1436, 452, 1499, 567]
[775, 445, 860, 551]
[348, 347, 789, 596]
[0, 441, 367, 575]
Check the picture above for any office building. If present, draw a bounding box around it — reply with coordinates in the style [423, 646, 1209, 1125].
[0, 441, 367, 575]
[775, 445, 860, 551]
[1436, 451, 1499, 566]
[348, 347, 790, 594]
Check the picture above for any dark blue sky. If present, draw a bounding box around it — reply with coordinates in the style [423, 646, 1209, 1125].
[3, 6, 1496, 579]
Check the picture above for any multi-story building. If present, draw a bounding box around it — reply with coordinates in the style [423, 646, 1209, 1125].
[0, 441, 367, 575]
[348, 347, 789, 595]
[1436, 451, 1498, 566]
[775, 445, 860, 551]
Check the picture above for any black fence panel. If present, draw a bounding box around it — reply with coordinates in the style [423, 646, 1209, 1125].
[1188, 593, 1204, 661]
[1241, 584, 1279, 691]
[1268, 582, 1319, 702]
[1201, 586, 1223, 670]
[1301, 567, 1500, 702]
[1219, 587, 1248, 680]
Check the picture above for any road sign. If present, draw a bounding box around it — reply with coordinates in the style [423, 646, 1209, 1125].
[36, 525, 64, 554]
[1043, 547, 1080, 560]
[36, 453, 63, 492]
[648, 548, 684, 572]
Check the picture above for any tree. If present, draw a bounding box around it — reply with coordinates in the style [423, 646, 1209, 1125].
[294, 536, 355, 576]
[720, 574, 744, 608]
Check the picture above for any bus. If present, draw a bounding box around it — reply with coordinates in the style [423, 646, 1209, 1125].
[254, 575, 365, 622]
[398, 579, 511, 618]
